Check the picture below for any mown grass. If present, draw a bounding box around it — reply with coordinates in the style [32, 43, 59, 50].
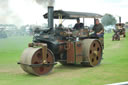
[0, 33, 128, 85]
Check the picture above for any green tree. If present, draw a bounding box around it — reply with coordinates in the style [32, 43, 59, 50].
[125, 22, 128, 24]
[101, 14, 117, 26]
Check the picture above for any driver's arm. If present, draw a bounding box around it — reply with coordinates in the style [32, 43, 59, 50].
[97, 24, 104, 34]
[97, 29, 104, 34]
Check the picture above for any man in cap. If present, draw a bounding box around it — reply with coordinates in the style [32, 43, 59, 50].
[73, 18, 84, 30]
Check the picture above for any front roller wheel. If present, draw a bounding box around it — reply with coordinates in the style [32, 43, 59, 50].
[82, 39, 103, 67]
[19, 47, 54, 76]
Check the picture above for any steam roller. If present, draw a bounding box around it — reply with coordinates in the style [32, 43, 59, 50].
[18, 6, 104, 76]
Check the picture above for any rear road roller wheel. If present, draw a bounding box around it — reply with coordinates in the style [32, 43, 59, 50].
[82, 39, 102, 67]
[20, 47, 54, 76]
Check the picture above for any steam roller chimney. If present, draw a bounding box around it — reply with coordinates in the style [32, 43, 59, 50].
[48, 6, 54, 30]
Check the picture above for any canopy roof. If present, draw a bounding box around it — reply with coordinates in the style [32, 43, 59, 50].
[43, 10, 103, 19]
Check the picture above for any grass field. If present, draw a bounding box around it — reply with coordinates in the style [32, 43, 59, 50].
[0, 33, 128, 85]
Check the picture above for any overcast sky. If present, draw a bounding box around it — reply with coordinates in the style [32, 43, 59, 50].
[55, 0, 128, 22]
[1, 0, 128, 26]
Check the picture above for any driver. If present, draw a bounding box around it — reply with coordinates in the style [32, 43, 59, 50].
[91, 19, 104, 37]
[73, 18, 84, 30]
